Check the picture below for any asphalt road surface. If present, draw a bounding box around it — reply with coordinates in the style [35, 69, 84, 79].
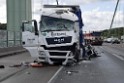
[53, 44, 124, 83]
[0, 52, 60, 83]
[1, 43, 124, 83]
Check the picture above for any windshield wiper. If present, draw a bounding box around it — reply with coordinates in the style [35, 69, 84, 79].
[41, 29, 58, 32]
[41, 27, 69, 32]
[56, 28, 69, 31]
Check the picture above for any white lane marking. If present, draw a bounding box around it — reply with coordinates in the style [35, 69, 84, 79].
[113, 54, 124, 61]
[99, 46, 124, 61]
[47, 66, 64, 83]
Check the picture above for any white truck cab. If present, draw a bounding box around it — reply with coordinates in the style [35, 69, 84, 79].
[22, 5, 84, 65]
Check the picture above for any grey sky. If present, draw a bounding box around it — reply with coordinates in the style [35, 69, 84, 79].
[0, 0, 123, 32]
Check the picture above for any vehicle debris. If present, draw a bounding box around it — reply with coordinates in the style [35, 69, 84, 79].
[21, 61, 30, 66]
[65, 70, 79, 75]
[67, 71, 72, 75]
[9, 64, 22, 67]
[26, 72, 31, 74]
[30, 62, 43, 67]
[0, 65, 5, 68]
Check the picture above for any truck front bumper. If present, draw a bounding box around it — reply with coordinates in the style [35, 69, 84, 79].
[38, 50, 74, 65]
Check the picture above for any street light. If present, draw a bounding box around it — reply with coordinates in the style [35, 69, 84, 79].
[56, 0, 59, 5]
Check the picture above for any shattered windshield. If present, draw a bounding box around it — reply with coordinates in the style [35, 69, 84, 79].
[40, 16, 74, 32]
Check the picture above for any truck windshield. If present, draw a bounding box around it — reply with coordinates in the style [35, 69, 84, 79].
[40, 16, 74, 32]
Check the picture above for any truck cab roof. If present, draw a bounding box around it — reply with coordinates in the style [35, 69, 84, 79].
[41, 8, 78, 22]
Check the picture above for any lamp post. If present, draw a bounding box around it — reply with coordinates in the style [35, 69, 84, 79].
[56, 0, 59, 5]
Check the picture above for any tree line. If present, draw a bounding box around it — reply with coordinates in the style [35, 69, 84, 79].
[0, 23, 7, 30]
[101, 27, 124, 38]
[0, 22, 124, 39]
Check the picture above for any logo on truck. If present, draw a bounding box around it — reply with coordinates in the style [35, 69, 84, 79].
[51, 32, 66, 36]
[54, 38, 64, 43]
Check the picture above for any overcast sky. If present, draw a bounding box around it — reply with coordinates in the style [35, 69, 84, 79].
[0, 0, 124, 32]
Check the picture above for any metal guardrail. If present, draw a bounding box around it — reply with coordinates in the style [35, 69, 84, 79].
[0, 30, 22, 48]
[0, 30, 7, 48]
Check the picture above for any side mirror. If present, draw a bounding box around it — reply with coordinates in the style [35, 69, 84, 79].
[21, 23, 25, 31]
[21, 20, 39, 36]
[33, 20, 39, 35]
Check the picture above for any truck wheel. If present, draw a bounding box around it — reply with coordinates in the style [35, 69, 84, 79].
[73, 47, 80, 63]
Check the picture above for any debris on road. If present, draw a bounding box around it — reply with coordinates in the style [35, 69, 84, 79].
[65, 70, 79, 75]
[9, 61, 30, 67]
[21, 61, 30, 66]
[66, 71, 72, 75]
[0, 65, 5, 68]
[30, 62, 43, 67]
[9, 64, 22, 67]
[9, 61, 43, 68]
[26, 72, 31, 74]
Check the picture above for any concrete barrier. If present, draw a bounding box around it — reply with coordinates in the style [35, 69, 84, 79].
[0, 46, 27, 58]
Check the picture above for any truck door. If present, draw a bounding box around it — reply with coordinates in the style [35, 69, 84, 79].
[21, 20, 40, 57]
[21, 20, 39, 47]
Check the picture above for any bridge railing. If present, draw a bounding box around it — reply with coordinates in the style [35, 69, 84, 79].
[0, 30, 22, 48]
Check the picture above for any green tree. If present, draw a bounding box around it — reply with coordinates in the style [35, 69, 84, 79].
[0, 23, 7, 30]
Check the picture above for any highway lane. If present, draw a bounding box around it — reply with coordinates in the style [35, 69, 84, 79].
[102, 43, 124, 61]
[1, 44, 124, 83]
[1, 66, 61, 83]
[0, 52, 34, 66]
[53, 45, 124, 83]
[0, 52, 60, 83]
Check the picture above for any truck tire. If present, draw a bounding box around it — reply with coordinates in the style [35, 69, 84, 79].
[73, 46, 80, 63]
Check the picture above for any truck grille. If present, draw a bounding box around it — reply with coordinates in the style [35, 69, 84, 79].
[41, 45, 73, 51]
[50, 58, 65, 62]
[46, 36, 72, 45]
[49, 52, 67, 56]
